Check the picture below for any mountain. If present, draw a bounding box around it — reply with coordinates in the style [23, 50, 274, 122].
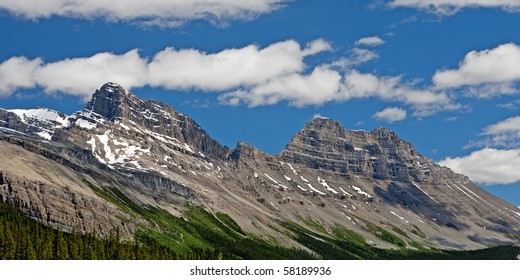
[1, 82, 519, 258]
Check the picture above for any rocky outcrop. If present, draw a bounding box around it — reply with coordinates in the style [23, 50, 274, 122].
[0, 109, 28, 132]
[0, 141, 137, 237]
[281, 117, 458, 183]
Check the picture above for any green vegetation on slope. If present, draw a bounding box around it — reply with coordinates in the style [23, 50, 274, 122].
[2, 180, 519, 260]
[281, 220, 520, 260]
[0, 201, 188, 260]
[85, 182, 314, 259]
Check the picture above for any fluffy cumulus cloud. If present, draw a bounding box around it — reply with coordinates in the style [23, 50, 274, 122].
[326, 48, 379, 69]
[439, 148, 520, 184]
[373, 107, 407, 123]
[218, 66, 343, 107]
[484, 116, 520, 136]
[0, 0, 289, 27]
[478, 116, 520, 147]
[445, 115, 520, 185]
[0, 57, 42, 96]
[389, 0, 520, 14]
[0, 50, 148, 99]
[35, 50, 149, 98]
[355, 36, 385, 47]
[148, 39, 331, 91]
[434, 43, 520, 90]
[342, 71, 458, 116]
[220, 69, 457, 116]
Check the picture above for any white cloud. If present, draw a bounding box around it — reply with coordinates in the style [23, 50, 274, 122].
[342, 70, 458, 116]
[327, 48, 379, 69]
[444, 116, 458, 122]
[149, 39, 330, 91]
[0, 0, 289, 27]
[389, 0, 520, 14]
[373, 107, 407, 123]
[218, 66, 342, 107]
[302, 39, 333, 56]
[475, 116, 520, 148]
[355, 36, 385, 47]
[484, 116, 520, 136]
[34, 49, 149, 99]
[0, 57, 42, 96]
[463, 83, 518, 99]
[433, 43, 520, 90]
[439, 148, 520, 184]
[220, 69, 457, 116]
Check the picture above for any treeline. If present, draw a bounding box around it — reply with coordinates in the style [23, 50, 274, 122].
[0, 202, 216, 260]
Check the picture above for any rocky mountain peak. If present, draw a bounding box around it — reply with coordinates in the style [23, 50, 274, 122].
[63, 82, 231, 163]
[84, 82, 141, 121]
[281, 118, 441, 182]
[303, 116, 344, 132]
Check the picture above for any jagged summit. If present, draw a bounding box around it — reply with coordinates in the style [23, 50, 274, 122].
[68, 82, 230, 162]
[282, 117, 440, 182]
[304, 116, 344, 132]
[84, 82, 142, 121]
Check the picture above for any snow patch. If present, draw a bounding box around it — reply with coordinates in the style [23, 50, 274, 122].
[36, 131, 52, 140]
[87, 136, 106, 164]
[76, 118, 97, 129]
[119, 122, 131, 131]
[411, 182, 439, 204]
[9, 108, 68, 126]
[96, 131, 117, 164]
[390, 211, 409, 223]
[317, 177, 338, 194]
[449, 183, 480, 204]
[287, 163, 298, 175]
[264, 173, 288, 189]
[339, 187, 353, 197]
[350, 185, 372, 199]
[306, 183, 325, 195]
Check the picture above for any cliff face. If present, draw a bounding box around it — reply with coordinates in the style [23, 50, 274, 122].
[1, 83, 519, 250]
[281, 117, 452, 183]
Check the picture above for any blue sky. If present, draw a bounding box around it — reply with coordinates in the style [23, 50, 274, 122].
[1, 0, 520, 205]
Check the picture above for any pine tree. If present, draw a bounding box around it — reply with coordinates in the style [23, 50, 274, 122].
[25, 236, 37, 260]
[55, 231, 70, 259]
[2, 227, 16, 259]
[41, 232, 54, 259]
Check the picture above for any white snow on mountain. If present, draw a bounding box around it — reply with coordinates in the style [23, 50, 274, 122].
[8, 108, 69, 126]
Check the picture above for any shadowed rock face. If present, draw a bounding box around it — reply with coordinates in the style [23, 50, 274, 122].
[1, 83, 520, 250]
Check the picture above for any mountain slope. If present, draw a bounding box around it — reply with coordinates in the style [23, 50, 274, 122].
[1, 82, 519, 256]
